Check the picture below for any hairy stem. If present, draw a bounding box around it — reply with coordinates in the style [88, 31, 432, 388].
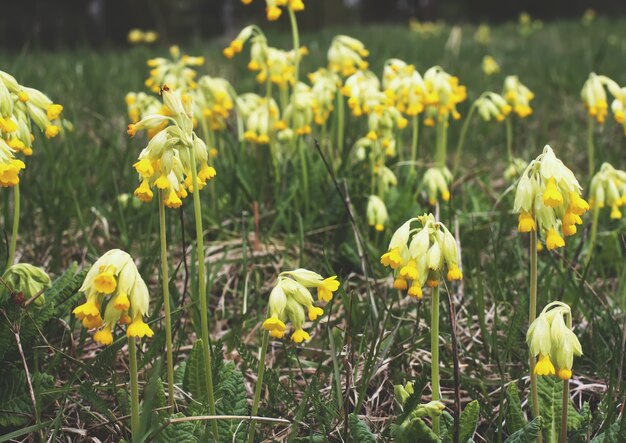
[247, 330, 270, 443]
[431, 284, 440, 435]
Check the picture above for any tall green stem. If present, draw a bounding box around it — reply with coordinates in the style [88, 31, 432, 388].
[431, 284, 440, 435]
[434, 117, 448, 168]
[452, 102, 477, 175]
[410, 115, 419, 164]
[506, 115, 514, 164]
[247, 330, 270, 443]
[189, 145, 219, 440]
[7, 184, 20, 266]
[529, 229, 541, 443]
[337, 91, 345, 164]
[560, 313, 572, 443]
[288, 8, 300, 112]
[158, 193, 175, 410]
[128, 336, 140, 442]
[587, 116, 595, 179]
[586, 203, 601, 267]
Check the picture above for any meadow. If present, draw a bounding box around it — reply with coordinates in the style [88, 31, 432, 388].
[0, 6, 625, 442]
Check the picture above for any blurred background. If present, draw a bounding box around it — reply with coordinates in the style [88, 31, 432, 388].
[1, 0, 623, 50]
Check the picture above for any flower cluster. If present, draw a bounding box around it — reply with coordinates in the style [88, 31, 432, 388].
[127, 29, 158, 44]
[514, 145, 589, 249]
[241, 0, 304, 22]
[422, 167, 452, 205]
[0, 263, 51, 306]
[129, 86, 216, 208]
[238, 93, 282, 145]
[382, 59, 426, 117]
[193, 76, 235, 132]
[262, 269, 339, 343]
[380, 214, 462, 300]
[73, 249, 153, 346]
[475, 92, 512, 122]
[308, 68, 340, 126]
[366, 195, 389, 231]
[527, 301, 582, 380]
[589, 162, 626, 219]
[481, 56, 500, 76]
[503, 75, 534, 118]
[328, 35, 370, 77]
[422, 66, 467, 125]
[581, 73, 615, 124]
[144, 46, 204, 94]
[343, 70, 384, 118]
[0, 70, 66, 157]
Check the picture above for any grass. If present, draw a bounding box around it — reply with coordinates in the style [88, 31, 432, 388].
[1, 16, 625, 441]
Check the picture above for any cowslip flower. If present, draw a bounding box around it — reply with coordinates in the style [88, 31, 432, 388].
[527, 301, 582, 380]
[380, 214, 462, 300]
[382, 59, 426, 117]
[422, 66, 466, 122]
[130, 86, 216, 208]
[482, 56, 500, 76]
[73, 249, 153, 345]
[514, 145, 589, 249]
[422, 167, 452, 205]
[581, 73, 620, 125]
[0, 139, 25, 187]
[308, 68, 341, 125]
[262, 269, 339, 343]
[366, 195, 388, 231]
[328, 35, 369, 77]
[503, 76, 534, 118]
[589, 162, 626, 219]
[475, 92, 511, 122]
[144, 45, 203, 94]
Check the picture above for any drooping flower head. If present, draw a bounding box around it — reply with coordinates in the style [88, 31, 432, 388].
[0, 263, 51, 307]
[580, 73, 621, 125]
[481, 56, 500, 76]
[475, 92, 511, 123]
[144, 45, 204, 94]
[0, 70, 68, 157]
[382, 59, 426, 117]
[328, 35, 370, 78]
[527, 301, 583, 380]
[73, 249, 153, 345]
[129, 86, 216, 208]
[262, 269, 339, 343]
[514, 145, 589, 249]
[503, 75, 534, 118]
[421, 166, 452, 206]
[380, 214, 462, 300]
[308, 68, 341, 126]
[366, 195, 389, 232]
[589, 162, 626, 219]
[422, 66, 467, 123]
[239, 0, 304, 22]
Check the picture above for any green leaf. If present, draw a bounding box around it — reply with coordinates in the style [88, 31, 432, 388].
[215, 362, 247, 442]
[537, 376, 585, 441]
[504, 417, 544, 443]
[459, 400, 480, 442]
[183, 339, 207, 403]
[348, 413, 376, 442]
[0, 369, 54, 427]
[505, 383, 526, 434]
[391, 417, 439, 443]
[591, 422, 626, 443]
[158, 413, 200, 443]
[174, 361, 187, 386]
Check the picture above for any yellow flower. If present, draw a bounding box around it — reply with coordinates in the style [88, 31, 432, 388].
[82, 314, 103, 329]
[317, 276, 340, 302]
[393, 277, 408, 291]
[73, 300, 100, 319]
[267, 6, 282, 20]
[133, 158, 154, 178]
[518, 212, 536, 232]
[127, 315, 154, 338]
[45, 125, 60, 139]
[164, 189, 182, 208]
[94, 327, 114, 346]
[446, 265, 463, 281]
[263, 315, 286, 333]
[113, 292, 130, 311]
[557, 368, 572, 380]
[399, 260, 419, 280]
[407, 282, 423, 299]
[307, 306, 324, 321]
[134, 180, 154, 202]
[94, 266, 117, 294]
[545, 228, 565, 250]
[291, 329, 310, 343]
[380, 247, 403, 269]
[542, 178, 563, 207]
[47, 104, 63, 120]
[534, 353, 556, 376]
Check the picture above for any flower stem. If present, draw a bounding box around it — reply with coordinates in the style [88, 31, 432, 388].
[587, 116, 595, 179]
[431, 284, 440, 435]
[247, 330, 270, 443]
[560, 313, 572, 443]
[128, 336, 140, 441]
[337, 90, 345, 165]
[506, 115, 514, 164]
[529, 229, 542, 443]
[452, 102, 476, 175]
[585, 203, 600, 267]
[8, 183, 20, 266]
[158, 193, 175, 410]
[410, 114, 419, 164]
[189, 145, 219, 441]
[435, 117, 448, 168]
